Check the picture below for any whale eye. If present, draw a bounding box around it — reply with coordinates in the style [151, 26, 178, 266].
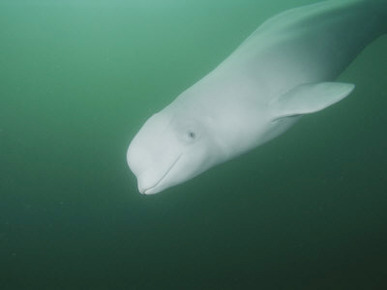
[182, 130, 198, 143]
[188, 131, 196, 139]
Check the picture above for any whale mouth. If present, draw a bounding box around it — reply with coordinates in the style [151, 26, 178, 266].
[140, 154, 182, 195]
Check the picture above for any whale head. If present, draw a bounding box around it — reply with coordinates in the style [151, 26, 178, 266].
[127, 107, 225, 194]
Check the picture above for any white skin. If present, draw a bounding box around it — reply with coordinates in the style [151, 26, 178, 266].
[127, 0, 387, 194]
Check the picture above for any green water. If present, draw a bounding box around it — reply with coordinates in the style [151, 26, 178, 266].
[1, 0, 387, 289]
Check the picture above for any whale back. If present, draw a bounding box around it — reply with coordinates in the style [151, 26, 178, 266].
[215, 0, 387, 95]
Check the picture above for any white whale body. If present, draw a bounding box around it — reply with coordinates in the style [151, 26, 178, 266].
[127, 0, 387, 194]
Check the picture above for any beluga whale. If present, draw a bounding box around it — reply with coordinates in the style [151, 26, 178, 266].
[127, 0, 387, 195]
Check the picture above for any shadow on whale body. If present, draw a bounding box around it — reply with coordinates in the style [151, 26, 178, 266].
[127, 0, 387, 195]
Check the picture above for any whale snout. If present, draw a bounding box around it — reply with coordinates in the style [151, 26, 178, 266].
[127, 138, 182, 195]
[136, 173, 161, 195]
[132, 155, 181, 195]
[127, 157, 162, 195]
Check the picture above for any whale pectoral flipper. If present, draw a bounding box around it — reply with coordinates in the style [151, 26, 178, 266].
[272, 82, 355, 119]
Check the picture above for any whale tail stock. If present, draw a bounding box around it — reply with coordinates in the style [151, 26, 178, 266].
[374, 0, 387, 33]
[364, 0, 387, 34]
[270, 0, 387, 120]
[383, 0, 387, 33]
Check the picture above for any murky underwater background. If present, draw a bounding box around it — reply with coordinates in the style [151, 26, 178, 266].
[1, 0, 387, 289]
